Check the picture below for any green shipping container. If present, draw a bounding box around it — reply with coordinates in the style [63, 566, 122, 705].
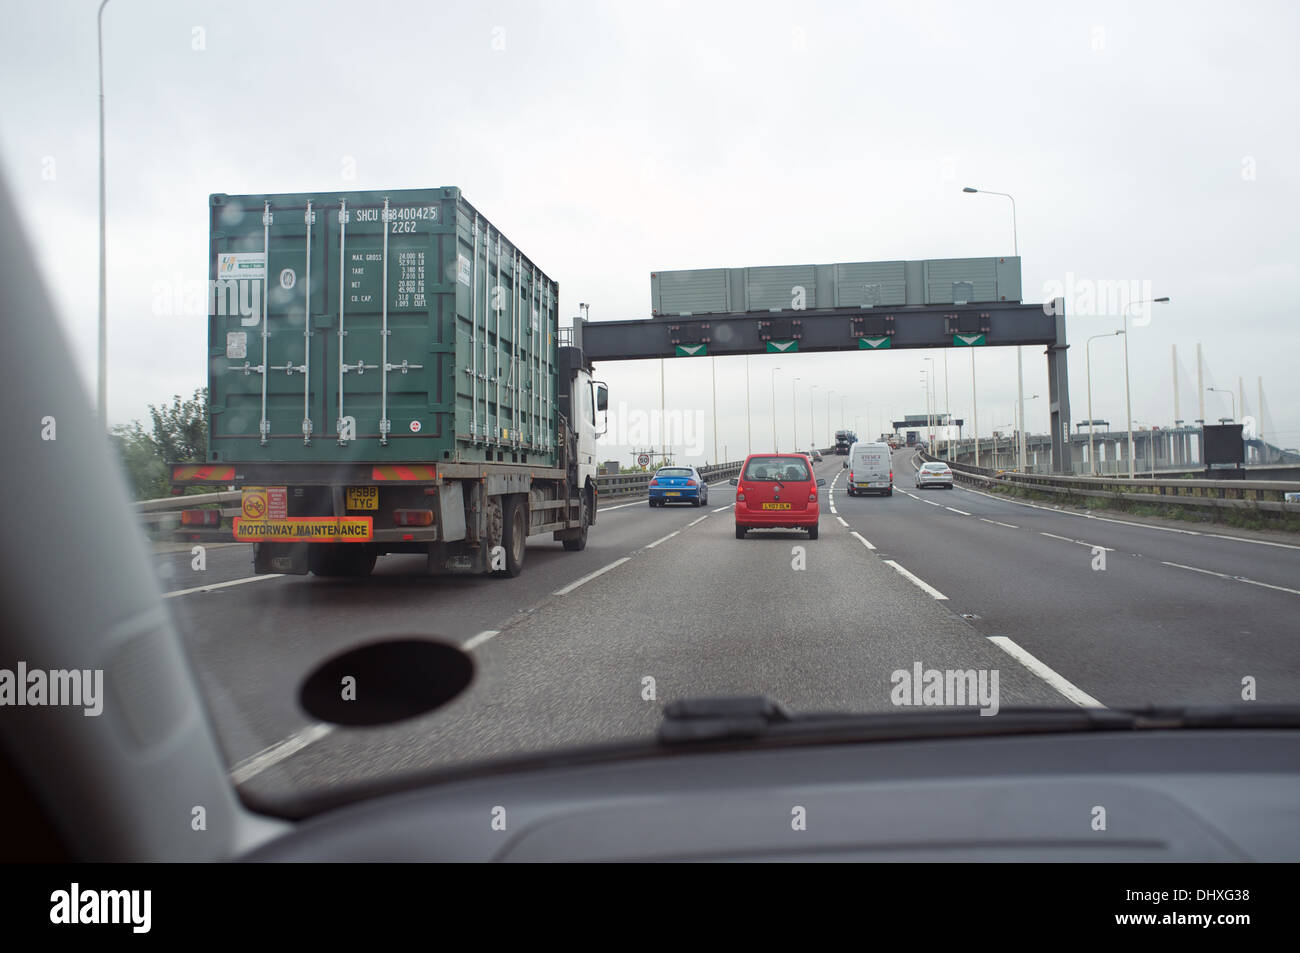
[207, 187, 559, 467]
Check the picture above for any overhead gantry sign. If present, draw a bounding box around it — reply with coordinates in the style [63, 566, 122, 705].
[572, 297, 1073, 473]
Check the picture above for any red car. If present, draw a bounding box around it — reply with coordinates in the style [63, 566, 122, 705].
[729, 453, 825, 539]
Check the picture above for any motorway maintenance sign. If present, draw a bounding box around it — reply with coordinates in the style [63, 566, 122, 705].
[675, 344, 707, 357]
[858, 336, 892, 349]
[953, 333, 986, 346]
[766, 339, 798, 353]
[234, 517, 374, 542]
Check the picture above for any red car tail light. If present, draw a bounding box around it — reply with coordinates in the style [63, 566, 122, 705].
[808, 492, 817, 501]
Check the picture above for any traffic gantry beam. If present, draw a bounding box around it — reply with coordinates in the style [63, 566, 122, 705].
[572, 299, 1073, 473]
[573, 301, 1062, 360]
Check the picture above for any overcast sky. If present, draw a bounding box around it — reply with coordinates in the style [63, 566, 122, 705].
[3, 0, 1297, 463]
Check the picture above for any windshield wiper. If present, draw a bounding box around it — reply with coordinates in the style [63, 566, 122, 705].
[657, 696, 1300, 747]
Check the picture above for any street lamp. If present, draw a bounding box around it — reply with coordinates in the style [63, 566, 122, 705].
[1122, 296, 1171, 477]
[964, 186, 1024, 469]
[923, 357, 935, 447]
[827, 390, 834, 444]
[1017, 395, 1039, 467]
[98, 0, 111, 429]
[792, 377, 800, 451]
[770, 367, 781, 451]
[745, 355, 751, 455]
[810, 384, 818, 451]
[1207, 386, 1236, 421]
[1086, 330, 1123, 475]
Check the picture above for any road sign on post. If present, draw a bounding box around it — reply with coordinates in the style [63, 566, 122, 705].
[637, 453, 650, 467]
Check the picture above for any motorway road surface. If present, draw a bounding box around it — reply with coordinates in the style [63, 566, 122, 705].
[154, 449, 1300, 804]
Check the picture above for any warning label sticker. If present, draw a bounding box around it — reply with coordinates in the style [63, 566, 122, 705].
[241, 488, 267, 520]
[233, 517, 373, 542]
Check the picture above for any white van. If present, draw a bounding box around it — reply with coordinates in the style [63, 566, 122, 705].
[843, 441, 893, 496]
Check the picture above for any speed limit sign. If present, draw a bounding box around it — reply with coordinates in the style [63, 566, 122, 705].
[637, 453, 650, 467]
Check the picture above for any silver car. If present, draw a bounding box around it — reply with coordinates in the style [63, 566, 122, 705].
[916, 461, 954, 489]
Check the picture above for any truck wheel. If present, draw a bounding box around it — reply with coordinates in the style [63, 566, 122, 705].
[562, 493, 589, 552]
[494, 496, 526, 577]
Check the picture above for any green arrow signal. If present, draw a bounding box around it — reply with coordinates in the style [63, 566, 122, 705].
[858, 336, 892, 349]
[953, 333, 986, 347]
[766, 339, 798, 353]
[675, 343, 708, 357]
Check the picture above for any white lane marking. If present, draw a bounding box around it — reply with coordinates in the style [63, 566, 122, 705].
[1161, 561, 1300, 597]
[552, 557, 632, 595]
[836, 516, 848, 527]
[850, 531, 876, 550]
[830, 506, 838, 514]
[163, 574, 283, 599]
[1039, 531, 1114, 551]
[1205, 533, 1300, 551]
[986, 636, 1106, 709]
[960, 484, 1204, 534]
[462, 629, 500, 651]
[645, 530, 680, 549]
[945, 506, 971, 515]
[712, 504, 732, 513]
[230, 724, 335, 786]
[922, 498, 941, 506]
[882, 559, 948, 600]
[687, 515, 709, 527]
[598, 499, 649, 512]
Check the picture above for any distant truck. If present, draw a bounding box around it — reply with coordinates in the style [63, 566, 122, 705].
[834, 430, 857, 454]
[173, 187, 606, 579]
[906, 430, 920, 447]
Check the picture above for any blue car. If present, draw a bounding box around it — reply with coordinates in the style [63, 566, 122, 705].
[648, 466, 709, 507]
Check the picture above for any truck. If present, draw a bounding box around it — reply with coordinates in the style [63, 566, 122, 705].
[172, 187, 607, 579]
[834, 430, 856, 454]
[906, 431, 920, 447]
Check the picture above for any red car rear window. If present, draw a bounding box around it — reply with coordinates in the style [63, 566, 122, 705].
[743, 456, 811, 481]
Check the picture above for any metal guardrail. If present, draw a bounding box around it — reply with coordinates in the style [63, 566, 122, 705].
[132, 462, 757, 527]
[916, 450, 1300, 514]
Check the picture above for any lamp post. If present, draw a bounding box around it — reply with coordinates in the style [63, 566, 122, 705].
[97, 0, 111, 429]
[1122, 296, 1171, 477]
[827, 390, 834, 444]
[1086, 330, 1123, 475]
[770, 367, 780, 451]
[745, 355, 751, 455]
[1207, 386, 1236, 420]
[810, 384, 818, 451]
[792, 377, 800, 451]
[963, 186, 1020, 469]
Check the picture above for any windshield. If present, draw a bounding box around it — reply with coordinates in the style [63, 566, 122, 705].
[8, 0, 1298, 829]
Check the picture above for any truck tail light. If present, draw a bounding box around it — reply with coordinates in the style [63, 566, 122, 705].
[181, 509, 220, 527]
[393, 509, 434, 527]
